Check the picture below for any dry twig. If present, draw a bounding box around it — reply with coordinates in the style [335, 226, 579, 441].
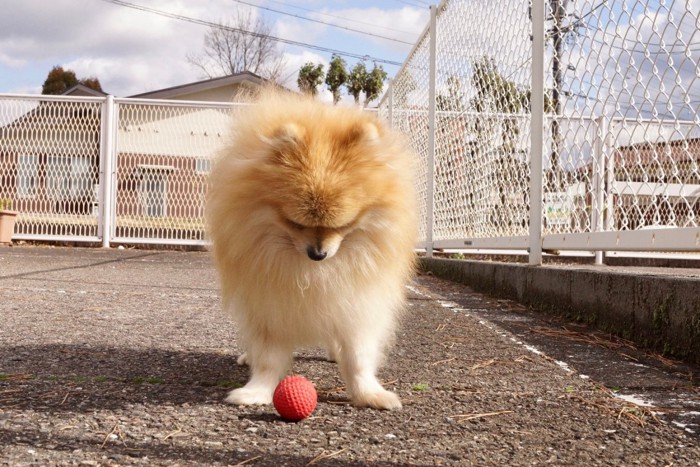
[100, 423, 120, 449]
[431, 357, 456, 366]
[569, 394, 665, 427]
[234, 455, 262, 466]
[529, 326, 637, 352]
[163, 424, 185, 441]
[307, 448, 349, 465]
[454, 410, 514, 422]
[470, 359, 521, 370]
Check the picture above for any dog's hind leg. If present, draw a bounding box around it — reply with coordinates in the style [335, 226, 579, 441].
[225, 341, 292, 406]
[325, 340, 342, 363]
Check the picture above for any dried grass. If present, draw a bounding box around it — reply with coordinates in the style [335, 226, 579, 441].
[307, 448, 349, 465]
[453, 410, 514, 422]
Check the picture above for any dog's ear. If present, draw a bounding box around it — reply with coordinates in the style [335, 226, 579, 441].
[343, 121, 382, 147]
[261, 122, 305, 151]
[259, 123, 305, 166]
[360, 121, 380, 144]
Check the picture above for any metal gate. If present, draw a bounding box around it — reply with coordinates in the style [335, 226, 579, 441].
[0, 94, 239, 247]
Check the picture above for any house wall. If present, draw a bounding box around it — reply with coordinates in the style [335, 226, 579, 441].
[157, 83, 255, 103]
[170, 87, 235, 102]
[115, 152, 207, 219]
[0, 152, 100, 215]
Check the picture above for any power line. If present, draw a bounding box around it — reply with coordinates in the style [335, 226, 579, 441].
[232, 0, 414, 45]
[393, 0, 430, 8]
[98, 0, 404, 66]
[265, 0, 418, 36]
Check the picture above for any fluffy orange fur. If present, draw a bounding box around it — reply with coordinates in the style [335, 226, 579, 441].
[207, 91, 417, 409]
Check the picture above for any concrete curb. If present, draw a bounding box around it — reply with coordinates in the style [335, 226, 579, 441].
[419, 257, 700, 364]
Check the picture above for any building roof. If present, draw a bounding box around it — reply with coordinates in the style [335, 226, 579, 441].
[62, 84, 108, 97]
[128, 71, 266, 99]
[613, 136, 700, 166]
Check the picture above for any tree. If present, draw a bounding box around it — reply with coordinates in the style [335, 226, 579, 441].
[471, 56, 557, 150]
[437, 75, 464, 112]
[470, 56, 531, 150]
[346, 62, 368, 105]
[187, 10, 286, 82]
[394, 71, 417, 108]
[471, 57, 527, 115]
[42, 66, 78, 95]
[78, 77, 103, 93]
[41, 66, 103, 95]
[362, 63, 388, 107]
[297, 62, 324, 96]
[325, 55, 348, 105]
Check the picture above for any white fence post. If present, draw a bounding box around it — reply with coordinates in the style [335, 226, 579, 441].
[100, 95, 116, 248]
[592, 115, 609, 264]
[425, 4, 438, 258]
[605, 120, 616, 233]
[529, 0, 545, 266]
[386, 79, 394, 129]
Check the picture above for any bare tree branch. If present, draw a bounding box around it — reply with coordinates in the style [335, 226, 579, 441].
[187, 10, 286, 83]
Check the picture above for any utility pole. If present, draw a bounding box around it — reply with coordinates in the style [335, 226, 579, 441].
[549, 0, 567, 192]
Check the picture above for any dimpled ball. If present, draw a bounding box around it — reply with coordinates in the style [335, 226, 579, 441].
[273, 375, 317, 421]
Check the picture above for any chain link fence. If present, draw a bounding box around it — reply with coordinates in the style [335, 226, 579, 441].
[380, 0, 700, 260]
[2, 1, 700, 257]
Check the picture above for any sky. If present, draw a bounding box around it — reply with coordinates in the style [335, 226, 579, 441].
[2, 0, 697, 122]
[0, 0, 431, 101]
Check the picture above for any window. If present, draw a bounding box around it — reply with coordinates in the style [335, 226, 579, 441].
[17, 154, 38, 198]
[136, 166, 173, 218]
[195, 158, 212, 174]
[46, 156, 92, 200]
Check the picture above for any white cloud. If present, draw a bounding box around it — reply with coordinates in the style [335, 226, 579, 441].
[0, 52, 26, 69]
[563, 0, 700, 121]
[273, 16, 327, 47]
[0, 0, 233, 95]
[313, 6, 426, 53]
[0, 1, 424, 97]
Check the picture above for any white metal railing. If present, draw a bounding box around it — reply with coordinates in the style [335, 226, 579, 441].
[1, 94, 105, 243]
[2, 0, 700, 260]
[379, 0, 700, 263]
[0, 93, 240, 246]
[111, 98, 239, 245]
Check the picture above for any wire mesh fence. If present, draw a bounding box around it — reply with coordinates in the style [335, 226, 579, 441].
[379, 0, 700, 258]
[0, 95, 240, 246]
[0, 94, 104, 242]
[113, 100, 238, 244]
[2, 0, 699, 257]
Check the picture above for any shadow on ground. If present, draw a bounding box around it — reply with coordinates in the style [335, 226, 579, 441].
[1, 344, 251, 411]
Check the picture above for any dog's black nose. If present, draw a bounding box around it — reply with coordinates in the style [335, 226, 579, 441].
[307, 246, 327, 261]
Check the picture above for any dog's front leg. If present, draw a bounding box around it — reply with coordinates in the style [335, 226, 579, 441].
[338, 334, 402, 410]
[225, 341, 292, 405]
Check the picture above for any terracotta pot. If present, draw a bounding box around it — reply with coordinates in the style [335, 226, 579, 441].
[0, 210, 18, 244]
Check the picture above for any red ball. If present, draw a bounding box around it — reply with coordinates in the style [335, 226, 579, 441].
[273, 375, 317, 421]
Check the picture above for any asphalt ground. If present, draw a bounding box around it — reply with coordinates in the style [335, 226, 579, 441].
[0, 246, 698, 466]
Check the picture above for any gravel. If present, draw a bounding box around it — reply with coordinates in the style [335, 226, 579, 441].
[0, 246, 698, 466]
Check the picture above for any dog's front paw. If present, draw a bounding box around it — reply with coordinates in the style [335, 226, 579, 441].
[225, 386, 273, 406]
[236, 352, 248, 365]
[352, 389, 402, 410]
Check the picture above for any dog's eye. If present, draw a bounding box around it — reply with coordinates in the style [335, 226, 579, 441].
[336, 218, 360, 232]
[286, 219, 306, 230]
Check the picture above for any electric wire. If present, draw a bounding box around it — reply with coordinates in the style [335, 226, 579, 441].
[98, 0, 404, 66]
[232, 0, 414, 45]
[265, 0, 418, 36]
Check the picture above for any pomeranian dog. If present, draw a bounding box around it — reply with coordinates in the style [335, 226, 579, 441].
[207, 91, 416, 410]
